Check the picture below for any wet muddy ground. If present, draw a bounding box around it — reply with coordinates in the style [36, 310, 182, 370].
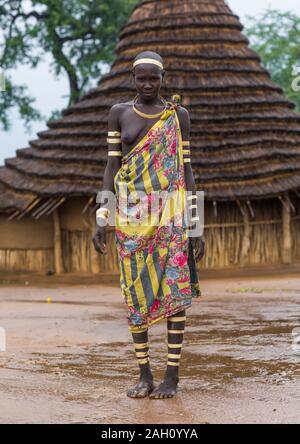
[0, 274, 299, 424]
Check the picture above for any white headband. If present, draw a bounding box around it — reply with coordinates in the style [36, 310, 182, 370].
[133, 58, 164, 70]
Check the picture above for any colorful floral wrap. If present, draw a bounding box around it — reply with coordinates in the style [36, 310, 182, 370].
[114, 102, 201, 333]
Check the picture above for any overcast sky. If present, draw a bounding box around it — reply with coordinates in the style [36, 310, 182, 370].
[1, 0, 300, 165]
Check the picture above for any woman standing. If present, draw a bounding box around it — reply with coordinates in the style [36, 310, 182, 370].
[93, 51, 205, 399]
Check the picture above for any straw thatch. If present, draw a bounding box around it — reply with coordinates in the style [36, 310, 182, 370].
[1, 0, 300, 272]
[1, 0, 300, 215]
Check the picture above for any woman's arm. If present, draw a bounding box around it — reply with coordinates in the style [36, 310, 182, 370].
[177, 106, 205, 262]
[92, 104, 122, 255]
[101, 104, 123, 203]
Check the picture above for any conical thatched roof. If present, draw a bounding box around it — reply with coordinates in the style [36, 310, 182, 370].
[1, 0, 300, 215]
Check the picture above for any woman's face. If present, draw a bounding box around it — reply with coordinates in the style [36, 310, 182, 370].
[133, 64, 164, 101]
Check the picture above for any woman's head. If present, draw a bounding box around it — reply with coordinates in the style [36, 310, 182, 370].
[132, 51, 165, 101]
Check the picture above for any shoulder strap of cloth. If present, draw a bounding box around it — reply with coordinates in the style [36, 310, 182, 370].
[161, 94, 181, 120]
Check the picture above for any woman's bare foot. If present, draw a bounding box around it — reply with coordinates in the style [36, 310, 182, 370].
[127, 376, 154, 398]
[149, 376, 179, 399]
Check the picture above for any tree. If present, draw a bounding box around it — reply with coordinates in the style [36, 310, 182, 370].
[0, 0, 138, 131]
[245, 9, 300, 112]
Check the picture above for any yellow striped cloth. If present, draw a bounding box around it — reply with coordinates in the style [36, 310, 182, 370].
[114, 102, 201, 333]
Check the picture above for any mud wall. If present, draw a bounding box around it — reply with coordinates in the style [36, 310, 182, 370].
[1, 195, 299, 273]
[0, 213, 54, 271]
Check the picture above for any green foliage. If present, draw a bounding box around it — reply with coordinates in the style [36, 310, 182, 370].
[0, 0, 139, 131]
[245, 9, 300, 111]
[0, 77, 44, 132]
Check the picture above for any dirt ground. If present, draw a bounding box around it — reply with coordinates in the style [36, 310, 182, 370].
[0, 273, 299, 424]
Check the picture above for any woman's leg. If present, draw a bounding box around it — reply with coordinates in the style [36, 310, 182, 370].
[127, 325, 154, 398]
[149, 309, 186, 399]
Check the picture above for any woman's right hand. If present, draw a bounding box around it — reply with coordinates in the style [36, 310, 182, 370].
[92, 225, 107, 255]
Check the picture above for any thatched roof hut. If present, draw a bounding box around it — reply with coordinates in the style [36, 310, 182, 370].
[1, 0, 300, 273]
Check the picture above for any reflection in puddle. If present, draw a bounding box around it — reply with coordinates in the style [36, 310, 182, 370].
[1, 283, 300, 424]
[15, 310, 299, 392]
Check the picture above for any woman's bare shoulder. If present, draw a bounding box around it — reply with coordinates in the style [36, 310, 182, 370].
[110, 101, 133, 109]
[176, 105, 190, 117]
[108, 102, 133, 130]
[175, 105, 190, 138]
[109, 101, 133, 117]
[176, 105, 190, 126]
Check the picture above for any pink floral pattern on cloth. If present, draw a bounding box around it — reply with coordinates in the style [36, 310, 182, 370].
[114, 103, 201, 332]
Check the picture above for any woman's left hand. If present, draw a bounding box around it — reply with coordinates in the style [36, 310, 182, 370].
[191, 236, 205, 262]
